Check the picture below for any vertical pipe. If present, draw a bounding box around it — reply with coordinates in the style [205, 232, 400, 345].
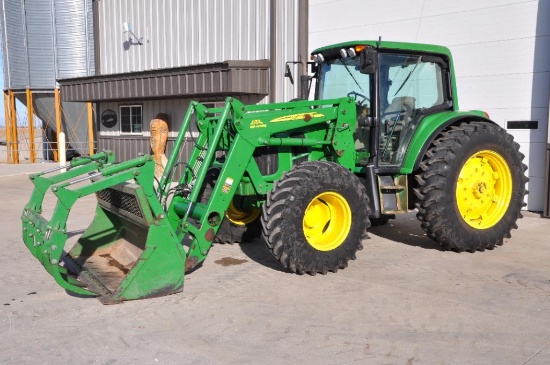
[93, 0, 100, 74]
[87, 101, 94, 155]
[9, 90, 19, 164]
[544, 92, 550, 217]
[54, 87, 62, 161]
[298, 0, 309, 100]
[26, 89, 36, 163]
[59, 132, 66, 172]
[269, 0, 278, 103]
[4, 91, 11, 163]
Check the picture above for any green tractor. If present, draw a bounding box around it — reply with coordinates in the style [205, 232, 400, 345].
[21, 40, 527, 303]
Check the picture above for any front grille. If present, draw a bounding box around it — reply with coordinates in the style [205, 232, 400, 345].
[96, 188, 144, 219]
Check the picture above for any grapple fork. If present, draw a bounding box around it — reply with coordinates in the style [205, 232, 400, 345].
[22, 151, 186, 304]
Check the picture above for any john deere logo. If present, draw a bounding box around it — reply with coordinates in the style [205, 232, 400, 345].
[270, 112, 325, 123]
[250, 119, 267, 128]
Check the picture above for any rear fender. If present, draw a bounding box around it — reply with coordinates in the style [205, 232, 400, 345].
[400, 111, 495, 174]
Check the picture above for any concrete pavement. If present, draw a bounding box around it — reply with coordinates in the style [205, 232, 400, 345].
[1, 163, 549, 364]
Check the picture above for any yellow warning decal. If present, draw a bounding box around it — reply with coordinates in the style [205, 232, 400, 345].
[221, 177, 234, 194]
[270, 112, 325, 123]
[250, 119, 267, 129]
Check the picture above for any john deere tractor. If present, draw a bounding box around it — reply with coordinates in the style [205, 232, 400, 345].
[22, 41, 527, 303]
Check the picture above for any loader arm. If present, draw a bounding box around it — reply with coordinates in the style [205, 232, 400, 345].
[165, 97, 358, 271]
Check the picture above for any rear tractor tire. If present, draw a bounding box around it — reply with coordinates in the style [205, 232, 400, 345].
[414, 121, 528, 252]
[262, 161, 371, 274]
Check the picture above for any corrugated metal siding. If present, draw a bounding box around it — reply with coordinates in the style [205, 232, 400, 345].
[97, 136, 192, 180]
[97, 0, 270, 74]
[98, 95, 263, 135]
[0, 0, 95, 89]
[2, 0, 28, 88]
[97, 94, 265, 160]
[99, 98, 192, 136]
[59, 60, 270, 102]
[86, 0, 95, 75]
[25, 0, 55, 88]
[55, 0, 95, 79]
[98, 97, 198, 172]
[274, 0, 299, 102]
[97, 0, 299, 102]
[0, 2, 8, 87]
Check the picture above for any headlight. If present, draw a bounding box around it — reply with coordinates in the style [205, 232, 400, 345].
[312, 53, 325, 63]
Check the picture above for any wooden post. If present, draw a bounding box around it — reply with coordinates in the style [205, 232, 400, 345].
[54, 87, 62, 161]
[9, 91, 19, 164]
[26, 89, 36, 163]
[87, 101, 94, 155]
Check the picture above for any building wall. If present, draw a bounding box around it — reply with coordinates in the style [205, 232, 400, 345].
[97, 0, 269, 73]
[95, 0, 300, 102]
[94, 0, 303, 162]
[309, 0, 550, 212]
[97, 94, 265, 161]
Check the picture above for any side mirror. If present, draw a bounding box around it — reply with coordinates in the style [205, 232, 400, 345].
[359, 49, 378, 74]
[310, 62, 318, 74]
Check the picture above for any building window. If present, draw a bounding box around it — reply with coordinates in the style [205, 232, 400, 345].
[120, 105, 143, 134]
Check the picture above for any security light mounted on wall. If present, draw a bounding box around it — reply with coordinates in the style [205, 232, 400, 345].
[122, 21, 143, 45]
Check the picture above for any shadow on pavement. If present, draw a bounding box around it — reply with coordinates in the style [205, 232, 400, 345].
[368, 212, 444, 251]
[238, 239, 291, 273]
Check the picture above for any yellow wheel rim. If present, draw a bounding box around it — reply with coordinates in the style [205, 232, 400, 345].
[302, 192, 352, 251]
[456, 150, 513, 229]
[226, 200, 260, 226]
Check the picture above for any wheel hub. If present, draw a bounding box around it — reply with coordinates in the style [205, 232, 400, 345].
[303, 192, 352, 251]
[456, 150, 512, 229]
[226, 200, 260, 226]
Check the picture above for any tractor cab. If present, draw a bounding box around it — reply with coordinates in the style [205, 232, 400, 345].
[310, 41, 454, 170]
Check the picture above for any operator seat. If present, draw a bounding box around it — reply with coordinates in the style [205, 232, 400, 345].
[382, 96, 416, 130]
[379, 96, 416, 163]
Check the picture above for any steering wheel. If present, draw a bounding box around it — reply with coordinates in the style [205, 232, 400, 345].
[347, 91, 370, 106]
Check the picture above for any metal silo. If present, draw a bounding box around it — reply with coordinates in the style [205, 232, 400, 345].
[0, 0, 95, 163]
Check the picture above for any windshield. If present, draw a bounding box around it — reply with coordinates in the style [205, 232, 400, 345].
[317, 57, 371, 106]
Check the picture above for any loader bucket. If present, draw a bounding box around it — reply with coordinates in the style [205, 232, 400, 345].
[22, 153, 187, 304]
[63, 182, 186, 304]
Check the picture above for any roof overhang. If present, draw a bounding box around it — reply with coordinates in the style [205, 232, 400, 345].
[58, 60, 270, 102]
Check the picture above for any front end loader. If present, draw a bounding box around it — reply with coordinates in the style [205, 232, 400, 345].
[22, 97, 364, 303]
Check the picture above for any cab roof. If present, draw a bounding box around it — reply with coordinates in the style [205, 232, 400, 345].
[312, 40, 452, 59]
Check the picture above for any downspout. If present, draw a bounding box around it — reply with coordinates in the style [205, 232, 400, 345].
[544, 90, 550, 217]
[298, 0, 309, 100]
[269, 0, 277, 103]
[93, 0, 100, 75]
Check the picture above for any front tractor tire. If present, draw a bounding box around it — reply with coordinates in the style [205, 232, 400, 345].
[262, 161, 371, 274]
[414, 121, 528, 252]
